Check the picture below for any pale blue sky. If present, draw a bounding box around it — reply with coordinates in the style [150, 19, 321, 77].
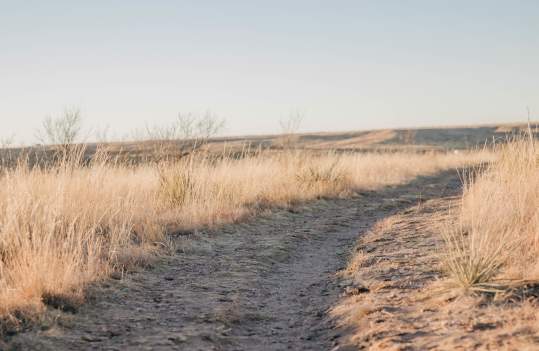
[1, 1, 538, 143]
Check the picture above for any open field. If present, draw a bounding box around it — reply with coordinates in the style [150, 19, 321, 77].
[0, 124, 537, 350]
[4, 2, 538, 349]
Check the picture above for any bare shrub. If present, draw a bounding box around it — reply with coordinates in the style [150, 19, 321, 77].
[36, 107, 83, 156]
[144, 112, 225, 160]
[278, 111, 303, 149]
[193, 112, 226, 143]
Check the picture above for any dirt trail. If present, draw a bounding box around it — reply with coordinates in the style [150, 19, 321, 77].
[7, 170, 463, 351]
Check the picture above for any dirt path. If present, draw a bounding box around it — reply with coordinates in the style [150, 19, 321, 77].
[7, 170, 463, 351]
[334, 181, 539, 350]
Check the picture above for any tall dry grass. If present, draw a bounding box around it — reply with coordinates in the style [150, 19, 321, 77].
[0, 156, 163, 323]
[0, 148, 489, 325]
[158, 150, 490, 229]
[443, 136, 538, 292]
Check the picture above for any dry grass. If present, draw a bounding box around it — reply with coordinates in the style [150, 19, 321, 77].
[0, 156, 163, 322]
[160, 150, 490, 229]
[0, 147, 489, 326]
[332, 175, 539, 350]
[443, 136, 539, 292]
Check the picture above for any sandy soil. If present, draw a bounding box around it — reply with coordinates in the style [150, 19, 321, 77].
[6, 170, 463, 351]
[334, 189, 539, 350]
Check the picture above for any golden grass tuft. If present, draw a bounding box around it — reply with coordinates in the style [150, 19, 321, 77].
[0, 157, 164, 322]
[158, 160, 196, 208]
[443, 136, 538, 292]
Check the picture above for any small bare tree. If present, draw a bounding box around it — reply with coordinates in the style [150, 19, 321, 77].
[279, 111, 303, 149]
[193, 111, 226, 144]
[145, 122, 180, 142]
[36, 107, 83, 155]
[176, 113, 197, 139]
[144, 111, 225, 160]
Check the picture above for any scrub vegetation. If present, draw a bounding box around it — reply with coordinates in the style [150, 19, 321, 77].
[0, 137, 488, 328]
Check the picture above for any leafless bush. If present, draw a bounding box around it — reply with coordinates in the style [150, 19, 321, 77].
[150, 111, 225, 142]
[279, 111, 303, 149]
[193, 112, 226, 142]
[144, 111, 225, 160]
[36, 107, 83, 156]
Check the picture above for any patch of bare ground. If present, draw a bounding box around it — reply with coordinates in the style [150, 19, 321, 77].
[333, 194, 539, 350]
[4, 170, 462, 350]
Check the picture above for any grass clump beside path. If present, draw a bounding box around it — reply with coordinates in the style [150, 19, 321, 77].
[443, 136, 538, 293]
